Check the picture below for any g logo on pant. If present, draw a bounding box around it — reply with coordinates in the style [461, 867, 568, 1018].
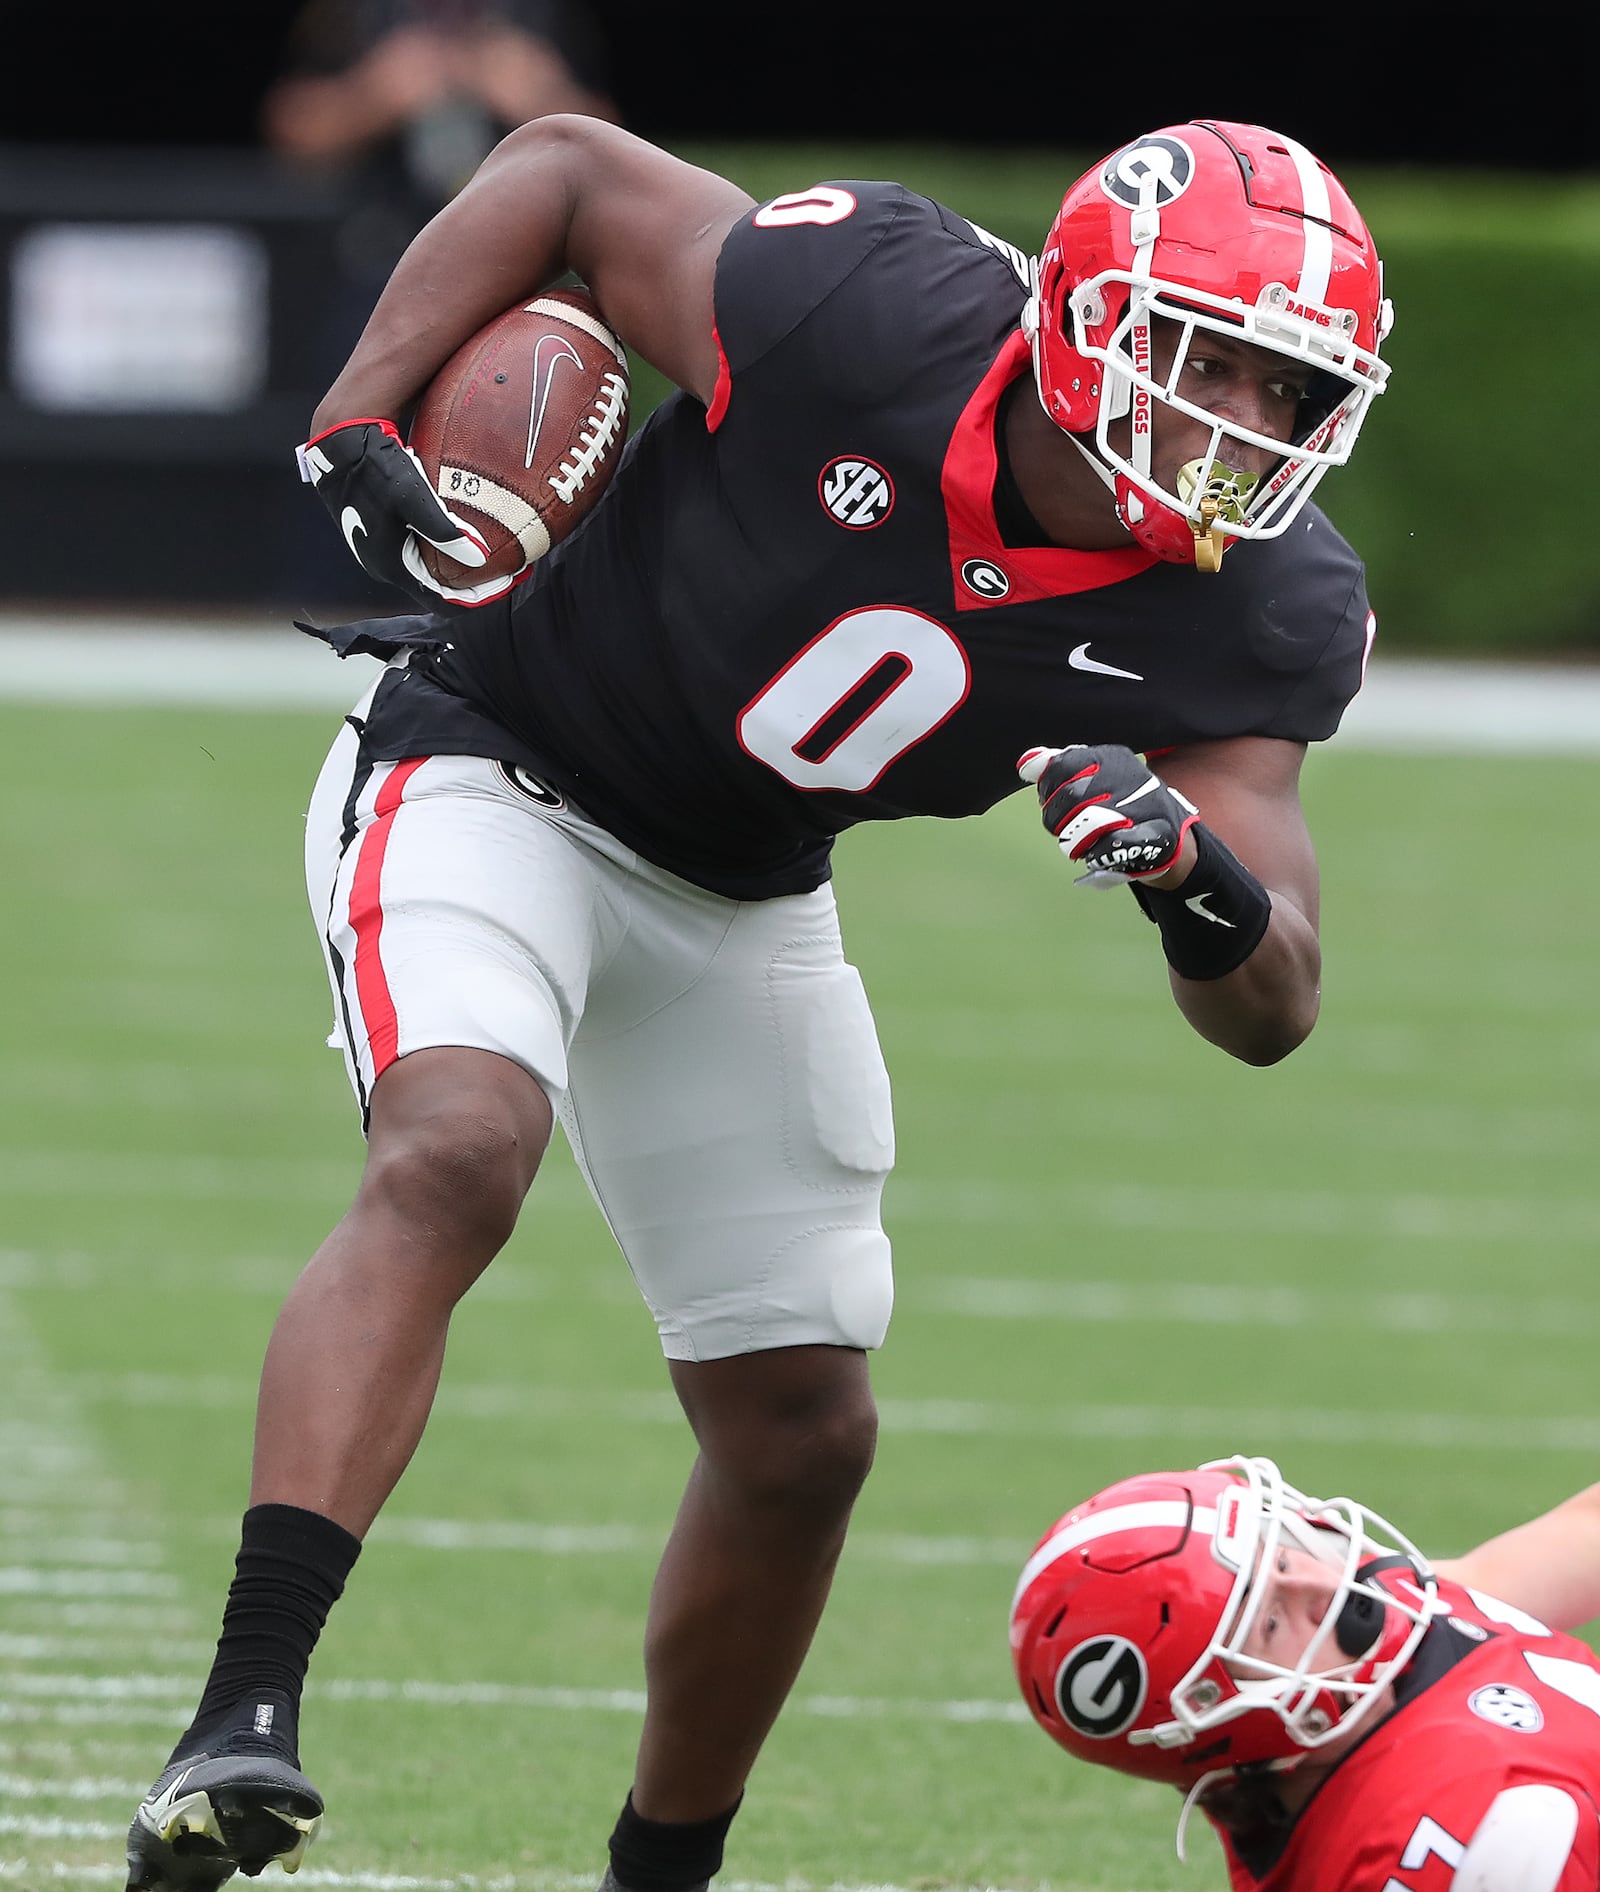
[497, 762, 566, 810]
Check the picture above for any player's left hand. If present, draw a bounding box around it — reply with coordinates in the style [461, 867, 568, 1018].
[296, 418, 520, 608]
[1018, 744, 1200, 885]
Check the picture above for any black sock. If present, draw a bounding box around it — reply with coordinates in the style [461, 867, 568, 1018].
[608, 1792, 742, 1892]
[175, 1504, 362, 1759]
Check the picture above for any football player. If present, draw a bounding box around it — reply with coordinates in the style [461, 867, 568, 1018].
[127, 119, 1392, 1889]
[1011, 1457, 1600, 1889]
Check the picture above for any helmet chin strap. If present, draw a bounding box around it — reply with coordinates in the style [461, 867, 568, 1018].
[1066, 429, 1119, 496]
[1065, 427, 1240, 574]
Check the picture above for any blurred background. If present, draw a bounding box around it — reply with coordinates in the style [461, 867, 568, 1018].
[2, 0, 1596, 647]
[4, 9, 1600, 1889]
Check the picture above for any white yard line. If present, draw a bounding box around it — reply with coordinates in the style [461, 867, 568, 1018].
[5, 1155, 1598, 1243]
[6, 1372, 1595, 1455]
[1, 1669, 1029, 1727]
[1, 617, 1598, 751]
[0, 1861, 1006, 1892]
[10, 1243, 1598, 1337]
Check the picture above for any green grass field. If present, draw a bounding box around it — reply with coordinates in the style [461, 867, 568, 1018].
[3, 698, 1599, 1891]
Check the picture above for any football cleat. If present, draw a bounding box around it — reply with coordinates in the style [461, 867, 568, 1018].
[125, 1696, 323, 1892]
[597, 1873, 707, 1892]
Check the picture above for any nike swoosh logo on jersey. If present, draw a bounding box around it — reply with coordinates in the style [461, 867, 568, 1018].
[1068, 643, 1145, 682]
[525, 334, 585, 470]
[340, 507, 366, 557]
[1185, 894, 1236, 927]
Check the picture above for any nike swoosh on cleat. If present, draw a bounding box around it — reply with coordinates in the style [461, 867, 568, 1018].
[136, 1766, 202, 1840]
[340, 507, 367, 557]
[1068, 643, 1144, 681]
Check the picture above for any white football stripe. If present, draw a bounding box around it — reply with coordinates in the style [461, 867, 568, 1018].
[523, 296, 627, 365]
[436, 468, 552, 563]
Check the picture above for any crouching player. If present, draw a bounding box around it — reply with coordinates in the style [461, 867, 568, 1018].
[1011, 1456, 1600, 1889]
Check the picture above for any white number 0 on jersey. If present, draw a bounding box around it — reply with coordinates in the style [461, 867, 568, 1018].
[738, 607, 970, 792]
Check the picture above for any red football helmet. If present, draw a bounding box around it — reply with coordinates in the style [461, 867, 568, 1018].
[1024, 122, 1392, 570]
[1009, 1457, 1438, 1792]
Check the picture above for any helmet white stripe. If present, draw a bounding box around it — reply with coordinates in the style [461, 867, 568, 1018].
[1280, 135, 1334, 305]
[1012, 1502, 1218, 1612]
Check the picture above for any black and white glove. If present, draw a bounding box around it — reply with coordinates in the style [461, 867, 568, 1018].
[295, 418, 518, 609]
[1017, 743, 1199, 884]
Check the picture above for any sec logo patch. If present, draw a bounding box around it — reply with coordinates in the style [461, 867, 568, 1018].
[1468, 1684, 1543, 1733]
[819, 457, 895, 529]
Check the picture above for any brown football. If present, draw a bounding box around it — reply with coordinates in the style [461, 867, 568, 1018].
[408, 287, 630, 588]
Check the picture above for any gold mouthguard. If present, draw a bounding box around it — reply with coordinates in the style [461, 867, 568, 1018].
[1176, 460, 1258, 573]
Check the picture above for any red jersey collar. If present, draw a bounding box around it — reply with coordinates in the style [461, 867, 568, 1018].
[941, 329, 1155, 611]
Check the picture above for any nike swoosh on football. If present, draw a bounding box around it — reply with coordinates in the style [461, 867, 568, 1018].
[1068, 643, 1144, 682]
[525, 335, 585, 469]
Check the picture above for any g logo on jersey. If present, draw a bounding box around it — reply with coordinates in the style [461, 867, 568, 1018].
[1100, 136, 1195, 209]
[1054, 1635, 1148, 1740]
[819, 457, 895, 530]
[1468, 1684, 1544, 1733]
[960, 558, 1010, 599]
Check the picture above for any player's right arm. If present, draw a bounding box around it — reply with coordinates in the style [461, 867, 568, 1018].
[312, 115, 752, 430]
[299, 118, 752, 605]
[1437, 1482, 1600, 1633]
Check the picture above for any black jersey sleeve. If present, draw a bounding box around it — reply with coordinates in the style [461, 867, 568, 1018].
[710, 178, 1024, 417]
[1254, 538, 1374, 742]
[712, 181, 910, 377]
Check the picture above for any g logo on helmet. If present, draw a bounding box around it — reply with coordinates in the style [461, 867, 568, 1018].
[1100, 137, 1195, 209]
[1054, 1635, 1149, 1739]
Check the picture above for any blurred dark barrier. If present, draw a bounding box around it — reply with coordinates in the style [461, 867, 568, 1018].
[4, 141, 1597, 650]
[0, 144, 388, 613]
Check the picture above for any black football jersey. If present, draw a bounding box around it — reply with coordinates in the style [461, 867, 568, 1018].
[335, 180, 1372, 899]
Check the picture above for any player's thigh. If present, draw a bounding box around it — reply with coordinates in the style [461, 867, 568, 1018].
[564, 882, 895, 1362]
[306, 739, 620, 1123]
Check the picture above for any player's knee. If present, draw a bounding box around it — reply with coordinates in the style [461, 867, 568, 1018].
[359, 1102, 545, 1256]
[716, 1379, 879, 1519]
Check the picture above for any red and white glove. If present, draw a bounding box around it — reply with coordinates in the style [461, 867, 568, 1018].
[1018, 744, 1199, 884]
[296, 419, 518, 609]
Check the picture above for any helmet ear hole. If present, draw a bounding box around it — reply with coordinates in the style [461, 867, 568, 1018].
[1333, 1586, 1386, 1659]
[1072, 287, 1107, 327]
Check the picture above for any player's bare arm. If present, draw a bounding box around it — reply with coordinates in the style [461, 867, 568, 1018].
[1437, 1481, 1600, 1633]
[1150, 735, 1321, 1064]
[311, 115, 754, 429]
[1022, 735, 1319, 1066]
